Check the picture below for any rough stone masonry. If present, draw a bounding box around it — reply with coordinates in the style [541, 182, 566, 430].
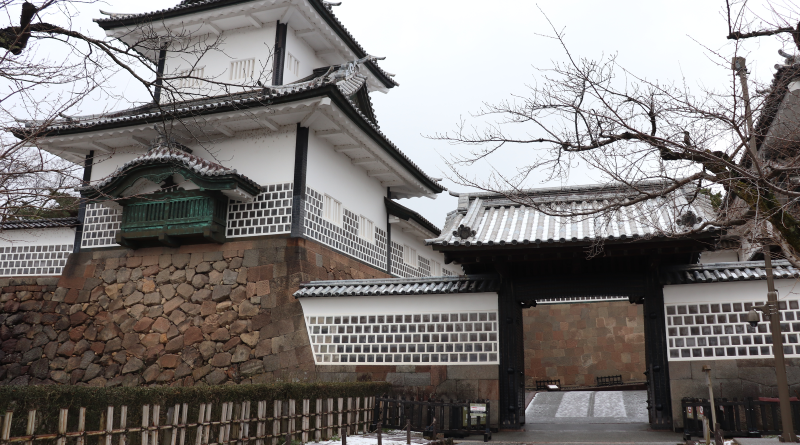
[0, 237, 389, 387]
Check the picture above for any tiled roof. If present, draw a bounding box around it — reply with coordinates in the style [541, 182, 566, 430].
[385, 197, 441, 237]
[661, 260, 800, 285]
[24, 59, 442, 195]
[0, 217, 80, 230]
[428, 181, 717, 247]
[79, 143, 260, 192]
[93, 0, 398, 88]
[294, 275, 500, 298]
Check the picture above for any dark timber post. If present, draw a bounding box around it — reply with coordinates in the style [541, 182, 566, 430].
[153, 44, 168, 104]
[290, 124, 309, 237]
[73, 150, 94, 253]
[496, 268, 524, 429]
[643, 265, 673, 430]
[272, 23, 288, 85]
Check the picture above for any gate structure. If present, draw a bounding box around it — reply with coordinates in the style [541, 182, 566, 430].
[427, 184, 719, 430]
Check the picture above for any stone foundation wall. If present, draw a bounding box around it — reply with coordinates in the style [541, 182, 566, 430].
[668, 358, 800, 429]
[0, 236, 500, 423]
[0, 236, 388, 387]
[522, 300, 646, 387]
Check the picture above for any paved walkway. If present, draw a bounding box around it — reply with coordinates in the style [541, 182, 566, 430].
[457, 391, 685, 444]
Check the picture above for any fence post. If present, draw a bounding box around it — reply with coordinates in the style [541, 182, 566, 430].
[301, 400, 309, 444]
[256, 401, 266, 445]
[376, 422, 382, 445]
[57, 409, 68, 445]
[142, 406, 151, 445]
[152, 405, 161, 445]
[241, 401, 251, 445]
[406, 419, 410, 445]
[354, 398, 360, 434]
[272, 401, 281, 445]
[168, 405, 179, 445]
[288, 400, 295, 445]
[337, 399, 344, 436]
[25, 410, 36, 445]
[326, 399, 333, 440]
[106, 407, 114, 445]
[315, 399, 322, 442]
[346, 398, 352, 436]
[178, 404, 187, 445]
[78, 407, 86, 445]
[120, 406, 128, 445]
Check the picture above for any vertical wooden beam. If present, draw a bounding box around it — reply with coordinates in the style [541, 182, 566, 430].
[643, 265, 673, 430]
[290, 124, 309, 238]
[496, 268, 524, 429]
[271, 23, 287, 85]
[73, 150, 95, 253]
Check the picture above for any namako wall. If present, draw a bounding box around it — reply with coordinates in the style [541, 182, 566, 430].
[522, 300, 646, 388]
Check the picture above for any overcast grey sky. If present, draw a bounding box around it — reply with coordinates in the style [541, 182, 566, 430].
[43, 0, 787, 227]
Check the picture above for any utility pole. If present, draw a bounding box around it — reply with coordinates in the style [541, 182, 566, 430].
[733, 56, 797, 442]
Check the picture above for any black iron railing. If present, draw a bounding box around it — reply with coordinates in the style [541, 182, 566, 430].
[372, 396, 491, 442]
[535, 379, 560, 390]
[682, 397, 800, 439]
[596, 375, 623, 387]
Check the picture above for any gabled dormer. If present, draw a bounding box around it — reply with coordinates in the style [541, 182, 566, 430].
[95, 0, 398, 95]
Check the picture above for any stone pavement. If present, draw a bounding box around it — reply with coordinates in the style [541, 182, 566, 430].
[456, 391, 684, 444]
[527, 390, 649, 424]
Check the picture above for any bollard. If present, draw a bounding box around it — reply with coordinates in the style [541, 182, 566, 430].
[342, 428, 346, 445]
[431, 417, 437, 440]
[377, 422, 382, 445]
[406, 419, 411, 445]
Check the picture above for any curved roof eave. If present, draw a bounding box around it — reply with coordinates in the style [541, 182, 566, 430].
[93, 0, 397, 89]
[20, 86, 444, 196]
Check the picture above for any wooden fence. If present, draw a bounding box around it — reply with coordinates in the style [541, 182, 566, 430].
[0, 397, 374, 445]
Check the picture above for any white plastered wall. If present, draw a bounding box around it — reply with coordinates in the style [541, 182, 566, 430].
[299, 292, 499, 365]
[0, 227, 75, 247]
[164, 22, 278, 96]
[0, 227, 75, 277]
[305, 129, 386, 230]
[284, 28, 327, 84]
[186, 127, 297, 186]
[88, 128, 297, 188]
[390, 226, 461, 277]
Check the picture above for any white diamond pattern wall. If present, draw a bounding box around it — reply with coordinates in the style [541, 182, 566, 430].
[303, 187, 387, 269]
[81, 202, 122, 248]
[227, 183, 293, 237]
[665, 300, 800, 361]
[0, 244, 73, 276]
[306, 311, 499, 365]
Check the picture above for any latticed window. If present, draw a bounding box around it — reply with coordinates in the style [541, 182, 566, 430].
[286, 53, 299, 77]
[230, 58, 256, 81]
[323, 195, 342, 226]
[403, 245, 417, 266]
[358, 215, 374, 243]
[177, 67, 205, 89]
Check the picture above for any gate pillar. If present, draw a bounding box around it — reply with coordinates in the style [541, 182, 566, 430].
[497, 279, 525, 429]
[643, 270, 673, 429]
